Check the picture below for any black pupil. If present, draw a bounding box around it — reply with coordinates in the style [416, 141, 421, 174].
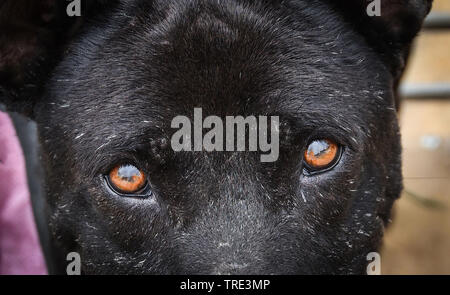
[117, 165, 141, 182]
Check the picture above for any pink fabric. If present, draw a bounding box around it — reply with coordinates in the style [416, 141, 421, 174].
[0, 111, 47, 275]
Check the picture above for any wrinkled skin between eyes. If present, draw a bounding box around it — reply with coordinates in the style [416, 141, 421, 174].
[0, 0, 432, 274]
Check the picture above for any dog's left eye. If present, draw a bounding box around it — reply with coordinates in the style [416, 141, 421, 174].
[106, 164, 151, 196]
[303, 139, 342, 174]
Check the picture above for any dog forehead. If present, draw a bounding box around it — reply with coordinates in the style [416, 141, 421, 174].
[45, 0, 389, 136]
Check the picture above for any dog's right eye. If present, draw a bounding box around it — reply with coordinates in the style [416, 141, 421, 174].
[303, 139, 341, 174]
[106, 164, 151, 197]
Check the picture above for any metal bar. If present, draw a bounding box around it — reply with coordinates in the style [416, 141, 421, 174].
[423, 12, 450, 29]
[400, 83, 450, 98]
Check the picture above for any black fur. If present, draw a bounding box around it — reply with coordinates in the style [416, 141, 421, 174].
[0, 0, 432, 274]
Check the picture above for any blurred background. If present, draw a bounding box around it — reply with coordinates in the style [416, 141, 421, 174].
[380, 0, 450, 274]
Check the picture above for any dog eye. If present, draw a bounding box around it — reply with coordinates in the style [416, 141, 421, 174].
[303, 139, 341, 173]
[107, 164, 148, 195]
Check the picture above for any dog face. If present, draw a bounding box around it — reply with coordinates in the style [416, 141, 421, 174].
[0, 0, 432, 274]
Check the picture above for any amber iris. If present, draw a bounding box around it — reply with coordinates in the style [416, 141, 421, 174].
[108, 164, 146, 193]
[304, 139, 339, 169]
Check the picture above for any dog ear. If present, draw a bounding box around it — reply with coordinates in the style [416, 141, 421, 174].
[0, 0, 114, 117]
[329, 0, 433, 78]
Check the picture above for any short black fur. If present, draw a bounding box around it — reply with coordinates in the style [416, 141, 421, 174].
[0, 0, 432, 274]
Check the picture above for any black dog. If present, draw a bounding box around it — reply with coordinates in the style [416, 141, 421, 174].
[0, 0, 432, 274]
